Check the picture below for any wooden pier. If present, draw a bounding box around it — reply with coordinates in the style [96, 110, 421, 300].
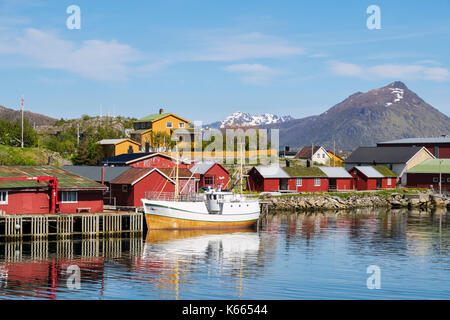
[0, 212, 143, 240]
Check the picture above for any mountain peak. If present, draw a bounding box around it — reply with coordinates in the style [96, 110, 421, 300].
[387, 81, 408, 90]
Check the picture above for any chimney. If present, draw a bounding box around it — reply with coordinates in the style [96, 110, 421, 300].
[159, 108, 164, 114]
[101, 167, 105, 185]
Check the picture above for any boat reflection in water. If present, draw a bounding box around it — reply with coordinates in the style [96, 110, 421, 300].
[137, 229, 261, 299]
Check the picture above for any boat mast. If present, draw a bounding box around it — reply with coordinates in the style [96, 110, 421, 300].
[175, 143, 179, 201]
[240, 143, 243, 195]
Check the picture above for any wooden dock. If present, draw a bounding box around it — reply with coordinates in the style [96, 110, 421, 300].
[0, 212, 143, 240]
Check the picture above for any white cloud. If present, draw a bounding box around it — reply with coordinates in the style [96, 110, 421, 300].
[0, 28, 140, 81]
[192, 32, 304, 62]
[223, 63, 281, 85]
[330, 61, 449, 82]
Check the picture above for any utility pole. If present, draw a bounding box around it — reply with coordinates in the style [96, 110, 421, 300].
[333, 140, 336, 167]
[21, 95, 24, 148]
[311, 143, 314, 167]
[77, 123, 80, 147]
[439, 159, 442, 196]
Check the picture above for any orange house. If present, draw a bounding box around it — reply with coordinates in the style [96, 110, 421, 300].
[98, 139, 141, 157]
[130, 108, 192, 150]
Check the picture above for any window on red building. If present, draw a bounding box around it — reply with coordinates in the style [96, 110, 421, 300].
[0, 191, 7, 204]
[61, 191, 78, 203]
[204, 176, 214, 185]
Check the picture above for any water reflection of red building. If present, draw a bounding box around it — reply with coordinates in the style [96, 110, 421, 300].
[1, 257, 105, 299]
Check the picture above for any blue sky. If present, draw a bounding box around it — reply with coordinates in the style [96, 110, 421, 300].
[0, 0, 449, 123]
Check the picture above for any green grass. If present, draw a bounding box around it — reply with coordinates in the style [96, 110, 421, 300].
[266, 188, 428, 199]
[0, 145, 64, 166]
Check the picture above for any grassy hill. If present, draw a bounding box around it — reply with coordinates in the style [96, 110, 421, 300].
[0, 145, 71, 166]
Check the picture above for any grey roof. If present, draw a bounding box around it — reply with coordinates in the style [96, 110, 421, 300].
[190, 162, 215, 175]
[378, 136, 450, 145]
[353, 166, 384, 178]
[98, 139, 128, 145]
[62, 165, 130, 183]
[319, 167, 353, 178]
[345, 146, 426, 164]
[254, 165, 290, 178]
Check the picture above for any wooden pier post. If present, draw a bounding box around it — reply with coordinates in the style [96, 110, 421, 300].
[57, 215, 74, 239]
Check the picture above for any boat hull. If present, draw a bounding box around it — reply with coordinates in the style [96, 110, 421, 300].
[142, 199, 260, 230]
[145, 213, 258, 230]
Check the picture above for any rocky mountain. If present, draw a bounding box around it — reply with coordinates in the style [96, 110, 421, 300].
[270, 81, 450, 150]
[0, 105, 57, 126]
[208, 111, 294, 129]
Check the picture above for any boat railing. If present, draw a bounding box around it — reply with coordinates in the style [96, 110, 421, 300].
[144, 191, 204, 202]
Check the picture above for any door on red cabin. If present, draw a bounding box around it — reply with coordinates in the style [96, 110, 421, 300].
[280, 179, 288, 191]
[329, 179, 337, 191]
[376, 179, 382, 189]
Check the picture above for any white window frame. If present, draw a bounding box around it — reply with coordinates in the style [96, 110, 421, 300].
[447, 177, 450, 183]
[314, 178, 321, 186]
[179, 122, 185, 128]
[0, 191, 8, 204]
[122, 185, 128, 193]
[166, 122, 173, 128]
[296, 178, 302, 186]
[387, 178, 392, 186]
[433, 177, 439, 183]
[61, 191, 78, 203]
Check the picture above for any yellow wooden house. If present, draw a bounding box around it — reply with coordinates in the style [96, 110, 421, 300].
[98, 139, 141, 158]
[327, 150, 345, 167]
[130, 109, 193, 150]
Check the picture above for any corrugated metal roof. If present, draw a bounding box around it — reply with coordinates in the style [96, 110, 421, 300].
[345, 147, 426, 164]
[408, 159, 450, 173]
[62, 165, 130, 182]
[190, 162, 215, 175]
[0, 166, 107, 190]
[98, 139, 127, 145]
[135, 113, 170, 122]
[353, 166, 384, 178]
[319, 167, 353, 178]
[254, 166, 290, 179]
[101, 152, 190, 165]
[379, 136, 450, 144]
[159, 168, 193, 178]
[111, 168, 155, 185]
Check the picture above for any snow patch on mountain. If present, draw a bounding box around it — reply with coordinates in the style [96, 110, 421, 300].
[219, 111, 293, 128]
[385, 87, 404, 107]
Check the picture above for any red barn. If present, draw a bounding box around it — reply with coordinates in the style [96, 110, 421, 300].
[247, 165, 332, 193]
[377, 136, 450, 158]
[110, 167, 195, 207]
[247, 165, 291, 192]
[406, 159, 450, 190]
[283, 166, 329, 192]
[319, 167, 354, 191]
[0, 166, 107, 215]
[348, 166, 397, 191]
[189, 162, 230, 190]
[101, 152, 190, 169]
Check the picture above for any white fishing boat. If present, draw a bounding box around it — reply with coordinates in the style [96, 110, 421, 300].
[141, 145, 260, 230]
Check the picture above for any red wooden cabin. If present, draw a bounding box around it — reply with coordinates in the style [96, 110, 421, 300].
[348, 166, 396, 191]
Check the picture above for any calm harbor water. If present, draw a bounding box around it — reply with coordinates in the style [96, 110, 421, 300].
[0, 208, 449, 300]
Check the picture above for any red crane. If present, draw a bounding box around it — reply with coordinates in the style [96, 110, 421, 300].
[0, 176, 58, 213]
